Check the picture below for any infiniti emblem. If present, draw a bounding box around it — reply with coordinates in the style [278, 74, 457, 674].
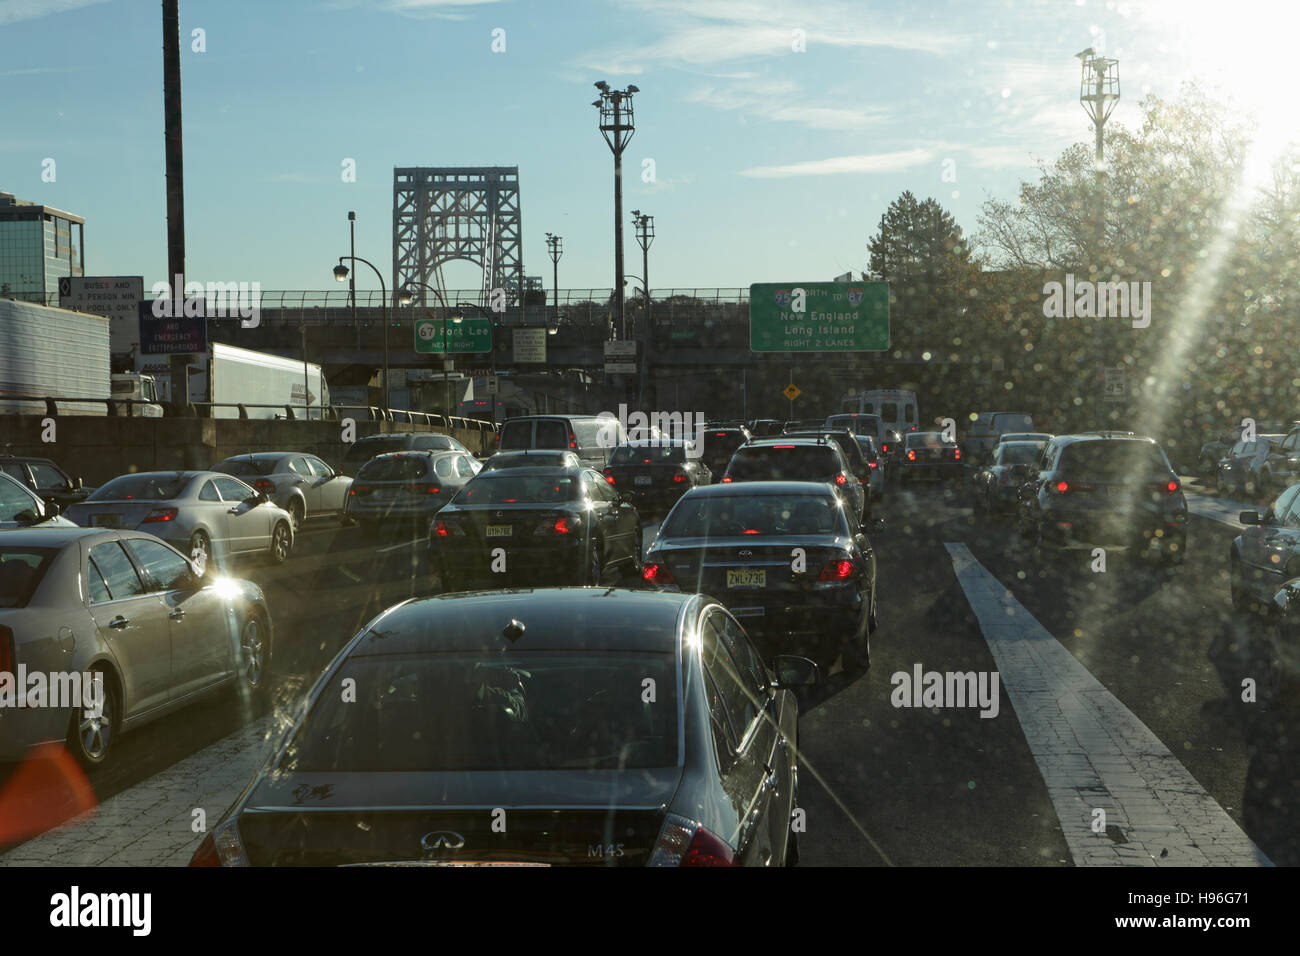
[738, 550, 753, 561]
[421, 830, 466, 851]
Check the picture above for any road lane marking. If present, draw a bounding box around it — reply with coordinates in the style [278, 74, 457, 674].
[0, 716, 280, 867]
[377, 538, 422, 554]
[944, 541, 1271, 867]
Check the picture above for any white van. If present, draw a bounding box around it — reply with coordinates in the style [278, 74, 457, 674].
[840, 389, 919, 437]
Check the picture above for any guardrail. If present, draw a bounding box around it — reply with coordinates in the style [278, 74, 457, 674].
[0, 395, 498, 433]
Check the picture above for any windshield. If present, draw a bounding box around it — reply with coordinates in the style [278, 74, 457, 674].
[89, 474, 189, 501]
[663, 494, 845, 537]
[356, 456, 430, 481]
[1059, 442, 1172, 478]
[997, 444, 1040, 465]
[453, 474, 579, 505]
[282, 652, 678, 772]
[345, 439, 408, 462]
[727, 446, 839, 479]
[609, 444, 687, 465]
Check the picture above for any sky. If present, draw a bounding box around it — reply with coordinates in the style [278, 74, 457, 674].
[1, 0, 1295, 298]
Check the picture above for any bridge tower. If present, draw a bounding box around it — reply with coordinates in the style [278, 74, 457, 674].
[392, 167, 525, 308]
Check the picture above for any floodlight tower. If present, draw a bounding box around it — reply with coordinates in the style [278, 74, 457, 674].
[592, 81, 639, 342]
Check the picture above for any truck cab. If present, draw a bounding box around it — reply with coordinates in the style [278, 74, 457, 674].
[110, 372, 165, 417]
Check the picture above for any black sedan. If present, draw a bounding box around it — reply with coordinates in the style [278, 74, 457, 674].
[429, 466, 642, 590]
[971, 440, 1043, 515]
[898, 431, 963, 484]
[602, 440, 711, 518]
[699, 426, 752, 479]
[642, 482, 876, 673]
[189, 588, 816, 866]
[1230, 483, 1300, 610]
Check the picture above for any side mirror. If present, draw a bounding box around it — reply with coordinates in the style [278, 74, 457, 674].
[73, 477, 84, 491]
[1239, 511, 1262, 525]
[772, 655, 819, 688]
[45, 501, 61, 519]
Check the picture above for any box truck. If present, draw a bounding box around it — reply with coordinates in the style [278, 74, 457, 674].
[136, 343, 330, 419]
[0, 298, 111, 415]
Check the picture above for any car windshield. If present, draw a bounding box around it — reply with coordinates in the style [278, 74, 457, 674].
[281, 652, 678, 772]
[1059, 442, 1171, 478]
[453, 474, 579, 505]
[728, 446, 838, 479]
[89, 475, 188, 501]
[0, 548, 56, 609]
[663, 494, 844, 536]
[609, 444, 687, 464]
[356, 456, 429, 481]
[213, 459, 277, 477]
[345, 439, 408, 462]
[997, 444, 1040, 465]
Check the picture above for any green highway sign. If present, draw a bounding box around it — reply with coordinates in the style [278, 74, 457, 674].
[748, 281, 889, 352]
[415, 315, 492, 354]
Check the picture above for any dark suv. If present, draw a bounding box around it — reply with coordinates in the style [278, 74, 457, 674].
[0, 454, 94, 512]
[1015, 433, 1187, 564]
[721, 438, 865, 523]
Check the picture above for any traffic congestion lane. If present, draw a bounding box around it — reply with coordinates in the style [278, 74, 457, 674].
[956, 485, 1300, 865]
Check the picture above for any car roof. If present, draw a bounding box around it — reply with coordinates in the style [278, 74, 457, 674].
[101, 470, 208, 481]
[346, 589, 699, 656]
[221, 452, 299, 461]
[471, 465, 586, 477]
[742, 437, 831, 448]
[1054, 433, 1158, 446]
[0, 454, 59, 464]
[0, 527, 151, 548]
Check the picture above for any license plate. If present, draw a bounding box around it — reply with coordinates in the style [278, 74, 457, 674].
[91, 514, 121, 528]
[634, 476, 653, 486]
[727, 568, 765, 588]
[486, 525, 512, 537]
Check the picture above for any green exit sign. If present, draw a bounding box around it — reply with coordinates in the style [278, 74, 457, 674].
[748, 281, 889, 352]
[415, 316, 492, 354]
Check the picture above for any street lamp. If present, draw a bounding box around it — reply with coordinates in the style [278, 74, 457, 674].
[400, 280, 463, 415]
[630, 210, 653, 406]
[545, 233, 562, 325]
[334, 256, 389, 424]
[593, 82, 639, 344]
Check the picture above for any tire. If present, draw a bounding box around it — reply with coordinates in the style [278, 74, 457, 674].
[188, 530, 212, 573]
[68, 667, 119, 770]
[268, 521, 292, 564]
[288, 498, 305, 532]
[237, 610, 271, 697]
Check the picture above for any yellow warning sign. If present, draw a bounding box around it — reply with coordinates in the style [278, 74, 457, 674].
[783, 384, 801, 401]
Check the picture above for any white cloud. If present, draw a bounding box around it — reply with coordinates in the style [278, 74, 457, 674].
[740, 148, 935, 178]
[0, 0, 108, 26]
[685, 79, 890, 131]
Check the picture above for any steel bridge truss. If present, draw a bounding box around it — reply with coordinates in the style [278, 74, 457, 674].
[392, 166, 524, 310]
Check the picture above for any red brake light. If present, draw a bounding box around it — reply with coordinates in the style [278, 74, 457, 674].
[743, 529, 760, 534]
[818, 559, 856, 581]
[1167, 480, 1179, 493]
[953, 448, 962, 460]
[869, 461, 878, 469]
[1055, 481, 1069, 493]
[722, 476, 733, 483]
[882, 444, 889, 453]
[773, 445, 796, 449]
[643, 562, 675, 586]
[253, 478, 275, 493]
[834, 474, 847, 485]
[553, 517, 571, 534]
[189, 833, 220, 867]
[569, 432, 577, 449]
[907, 450, 916, 461]
[603, 470, 615, 484]
[673, 471, 688, 483]
[142, 508, 178, 523]
[681, 827, 738, 866]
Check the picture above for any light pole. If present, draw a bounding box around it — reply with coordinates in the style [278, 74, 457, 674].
[334, 256, 388, 424]
[400, 281, 462, 416]
[545, 233, 562, 320]
[347, 211, 357, 325]
[631, 211, 653, 407]
[592, 82, 639, 343]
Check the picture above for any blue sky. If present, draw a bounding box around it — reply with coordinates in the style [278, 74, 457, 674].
[1, 0, 1292, 295]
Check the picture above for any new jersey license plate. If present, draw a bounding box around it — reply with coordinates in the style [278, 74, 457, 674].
[486, 525, 512, 537]
[727, 568, 765, 588]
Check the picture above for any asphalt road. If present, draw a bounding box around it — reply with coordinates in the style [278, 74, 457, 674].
[3, 474, 1297, 865]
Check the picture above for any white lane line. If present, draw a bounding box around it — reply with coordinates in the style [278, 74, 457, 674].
[1183, 488, 1256, 530]
[944, 542, 1271, 867]
[0, 716, 279, 867]
[377, 538, 422, 554]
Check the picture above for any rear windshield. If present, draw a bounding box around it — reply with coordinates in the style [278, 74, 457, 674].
[345, 438, 408, 462]
[213, 459, 277, 477]
[702, 432, 746, 456]
[0, 548, 56, 609]
[356, 456, 430, 481]
[905, 432, 950, 447]
[1059, 441, 1171, 478]
[281, 652, 679, 772]
[996, 444, 1040, 465]
[454, 473, 579, 505]
[610, 444, 687, 465]
[728, 446, 839, 479]
[483, 453, 568, 470]
[89, 475, 189, 501]
[663, 494, 845, 536]
[827, 415, 880, 436]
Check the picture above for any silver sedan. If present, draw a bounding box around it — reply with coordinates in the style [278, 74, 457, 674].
[0, 527, 273, 768]
[212, 452, 352, 529]
[65, 471, 294, 572]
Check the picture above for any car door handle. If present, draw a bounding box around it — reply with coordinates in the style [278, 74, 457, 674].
[169, 608, 185, 620]
[109, 616, 129, 629]
[228, 507, 240, 514]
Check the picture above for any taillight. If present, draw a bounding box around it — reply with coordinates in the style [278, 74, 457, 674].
[673, 471, 688, 483]
[818, 558, 857, 581]
[1166, 479, 1180, 493]
[642, 562, 676, 586]
[773, 445, 796, 449]
[649, 813, 737, 867]
[432, 519, 463, 536]
[882, 444, 889, 453]
[722, 476, 733, 483]
[553, 517, 572, 534]
[404, 483, 440, 495]
[187, 818, 249, 867]
[142, 508, 178, 523]
[569, 432, 577, 450]
[0, 625, 14, 679]
[953, 448, 962, 460]
[1054, 481, 1094, 494]
[1055, 481, 1069, 493]
[603, 469, 615, 484]
[253, 478, 276, 494]
[907, 450, 916, 461]
[869, 461, 878, 469]
[834, 474, 847, 485]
